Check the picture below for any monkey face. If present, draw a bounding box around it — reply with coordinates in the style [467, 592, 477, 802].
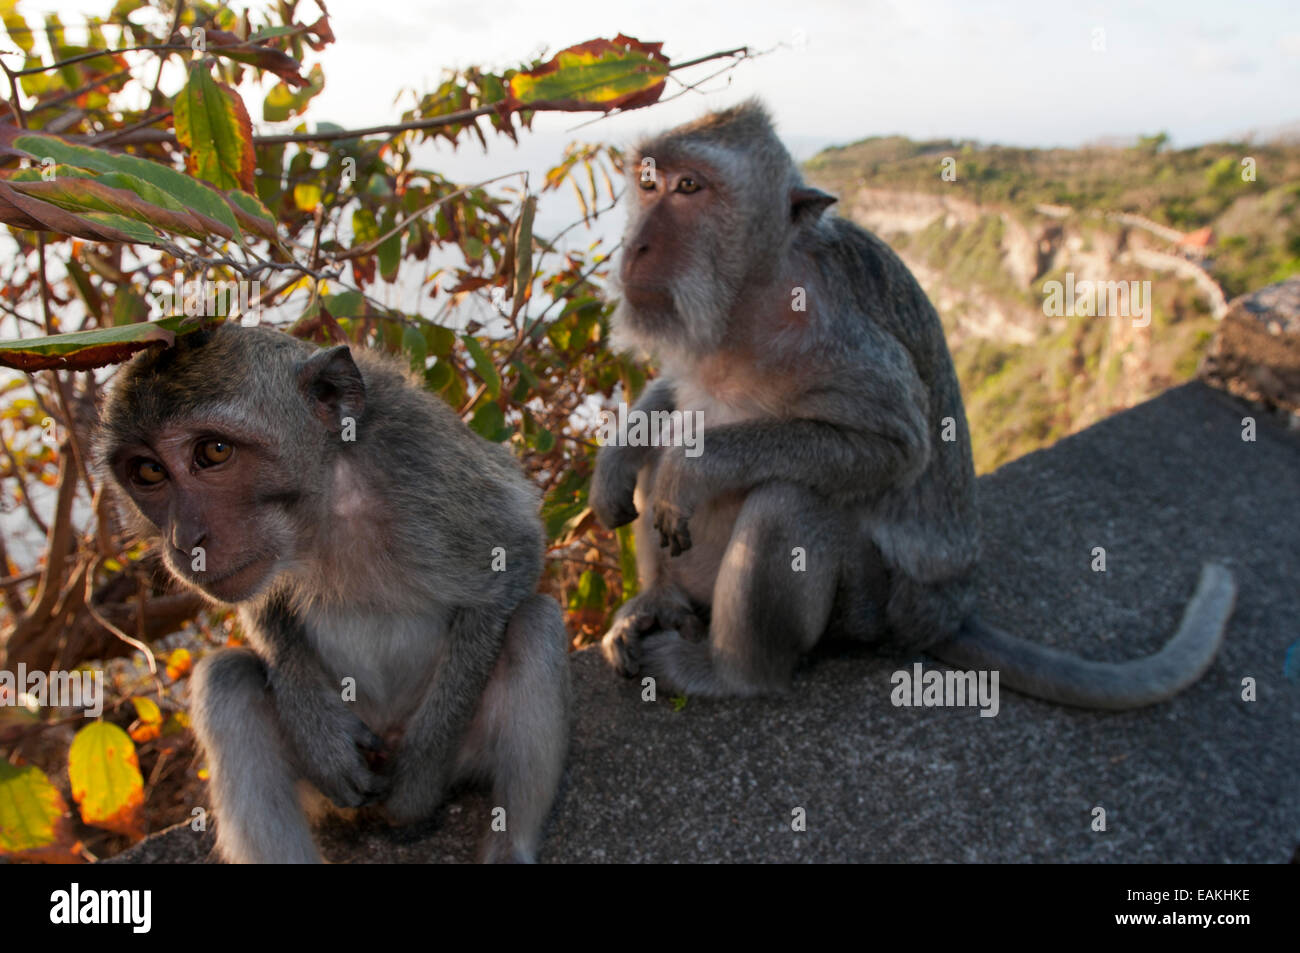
[109, 422, 292, 604]
[619, 160, 716, 304]
[612, 157, 742, 356]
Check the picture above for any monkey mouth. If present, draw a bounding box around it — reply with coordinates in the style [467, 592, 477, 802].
[619, 282, 676, 312]
[175, 554, 278, 604]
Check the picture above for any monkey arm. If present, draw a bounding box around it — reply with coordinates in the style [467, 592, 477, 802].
[251, 597, 389, 808]
[650, 384, 930, 555]
[591, 377, 677, 528]
[383, 604, 508, 824]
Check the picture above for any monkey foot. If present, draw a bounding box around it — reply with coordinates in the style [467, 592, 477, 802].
[601, 592, 707, 676]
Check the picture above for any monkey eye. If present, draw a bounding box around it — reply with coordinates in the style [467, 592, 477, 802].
[130, 459, 167, 487]
[196, 439, 233, 468]
[675, 177, 701, 194]
[638, 174, 657, 191]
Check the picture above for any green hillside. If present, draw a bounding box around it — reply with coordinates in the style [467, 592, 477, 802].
[805, 135, 1300, 472]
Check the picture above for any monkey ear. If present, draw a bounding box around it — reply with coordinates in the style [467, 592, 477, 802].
[298, 345, 366, 431]
[790, 185, 836, 226]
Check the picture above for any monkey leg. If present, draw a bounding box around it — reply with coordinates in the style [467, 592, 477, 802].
[455, 594, 571, 863]
[640, 482, 843, 697]
[190, 648, 321, 863]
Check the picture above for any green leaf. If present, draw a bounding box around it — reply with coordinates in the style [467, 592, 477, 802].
[513, 195, 536, 306]
[7, 174, 204, 239]
[505, 35, 668, 112]
[402, 323, 427, 372]
[462, 334, 500, 399]
[323, 290, 365, 318]
[424, 359, 453, 392]
[7, 130, 243, 242]
[527, 420, 555, 453]
[68, 721, 144, 837]
[422, 323, 456, 357]
[352, 206, 379, 245]
[469, 401, 510, 442]
[616, 524, 639, 599]
[0, 0, 34, 55]
[0, 762, 66, 856]
[378, 208, 401, 281]
[263, 63, 324, 122]
[224, 189, 278, 240]
[173, 62, 256, 192]
[0, 316, 193, 372]
[110, 284, 150, 326]
[248, 24, 305, 42]
[568, 568, 607, 612]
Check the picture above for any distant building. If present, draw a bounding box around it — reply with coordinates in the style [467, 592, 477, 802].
[1177, 226, 1214, 258]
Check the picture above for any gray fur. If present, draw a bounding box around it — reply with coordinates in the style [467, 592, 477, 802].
[594, 100, 1235, 709]
[98, 323, 570, 862]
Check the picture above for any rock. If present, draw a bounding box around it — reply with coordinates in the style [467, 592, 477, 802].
[1200, 277, 1300, 421]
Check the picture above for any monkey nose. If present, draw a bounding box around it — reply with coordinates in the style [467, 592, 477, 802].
[172, 526, 207, 552]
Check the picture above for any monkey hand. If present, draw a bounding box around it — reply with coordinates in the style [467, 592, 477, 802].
[590, 450, 640, 529]
[291, 701, 390, 809]
[649, 454, 697, 556]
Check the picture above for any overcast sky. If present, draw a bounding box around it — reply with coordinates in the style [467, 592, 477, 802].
[304, 0, 1300, 150]
[16, 0, 1300, 153]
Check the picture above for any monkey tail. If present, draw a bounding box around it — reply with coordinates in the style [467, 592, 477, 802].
[929, 563, 1237, 711]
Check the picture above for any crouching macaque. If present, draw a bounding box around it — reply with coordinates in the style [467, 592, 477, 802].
[98, 324, 570, 862]
[592, 100, 1235, 709]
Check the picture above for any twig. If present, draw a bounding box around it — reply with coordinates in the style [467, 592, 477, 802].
[10, 44, 194, 77]
[151, 1, 186, 111]
[27, 67, 132, 116]
[332, 171, 526, 260]
[91, 109, 172, 146]
[83, 556, 164, 699]
[0, 432, 50, 537]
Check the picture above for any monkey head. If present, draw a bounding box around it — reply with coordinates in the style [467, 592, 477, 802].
[96, 324, 365, 605]
[611, 99, 836, 360]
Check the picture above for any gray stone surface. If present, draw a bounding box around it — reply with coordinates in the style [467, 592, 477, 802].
[111, 382, 1300, 864]
[1200, 276, 1300, 419]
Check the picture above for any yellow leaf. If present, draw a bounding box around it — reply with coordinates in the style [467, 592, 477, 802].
[67, 722, 144, 838]
[165, 647, 192, 681]
[131, 696, 162, 724]
[293, 183, 322, 212]
[0, 762, 73, 860]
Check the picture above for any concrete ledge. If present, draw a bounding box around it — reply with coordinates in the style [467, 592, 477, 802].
[110, 382, 1300, 863]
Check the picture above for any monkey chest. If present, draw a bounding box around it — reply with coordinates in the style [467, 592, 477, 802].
[300, 608, 451, 729]
[673, 375, 785, 426]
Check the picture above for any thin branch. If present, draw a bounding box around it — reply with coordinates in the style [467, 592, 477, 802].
[28, 66, 132, 116]
[91, 109, 172, 146]
[151, 1, 187, 111]
[0, 51, 26, 127]
[249, 45, 755, 146]
[83, 556, 163, 697]
[0, 432, 50, 537]
[334, 171, 525, 261]
[10, 44, 194, 77]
